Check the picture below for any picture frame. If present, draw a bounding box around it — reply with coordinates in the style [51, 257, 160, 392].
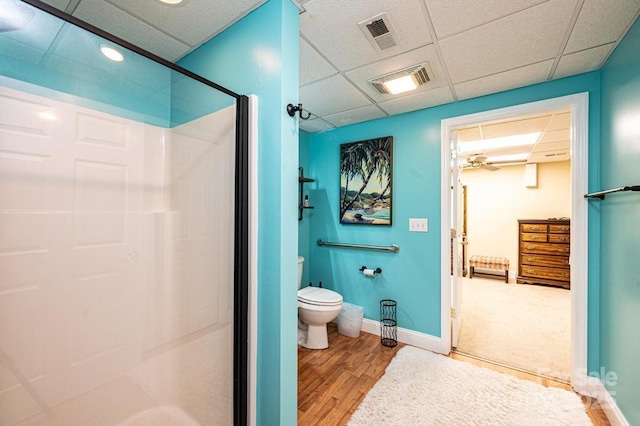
[339, 136, 393, 225]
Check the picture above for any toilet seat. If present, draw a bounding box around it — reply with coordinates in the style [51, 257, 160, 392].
[297, 286, 343, 307]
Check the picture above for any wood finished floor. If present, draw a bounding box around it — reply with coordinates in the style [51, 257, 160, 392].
[298, 324, 610, 426]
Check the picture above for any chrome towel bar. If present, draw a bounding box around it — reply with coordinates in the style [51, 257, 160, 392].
[316, 239, 399, 253]
[584, 185, 640, 199]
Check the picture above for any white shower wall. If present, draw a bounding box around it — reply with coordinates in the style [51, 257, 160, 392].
[0, 84, 235, 425]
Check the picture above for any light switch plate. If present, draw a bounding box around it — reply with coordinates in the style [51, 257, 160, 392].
[409, 218, 428, 232]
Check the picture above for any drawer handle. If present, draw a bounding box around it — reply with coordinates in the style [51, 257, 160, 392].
[564, 260, 569, 265]
[561, 227, 569, 231]
[530, 226, 540, 231]
[526, 269, 536, 274]
[531, 235, 540, 240]
[563, 248, 570, 253]
[558, 236, 568, 241]
[565, 273, 570, 278]
[526, 257, 536, 262]
[526, 245, 535, 250]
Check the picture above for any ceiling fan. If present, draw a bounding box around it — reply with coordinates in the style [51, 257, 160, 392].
[463, 155, 500, 171]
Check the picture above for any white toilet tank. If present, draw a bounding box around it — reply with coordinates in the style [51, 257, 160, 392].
[297, 256, 304, 289]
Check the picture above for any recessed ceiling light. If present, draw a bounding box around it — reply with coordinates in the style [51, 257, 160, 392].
[158, 0, 184, 4]
[369, 64, 432, 95]
[100, 45, 124, 62]
[382, 75, 417, 95]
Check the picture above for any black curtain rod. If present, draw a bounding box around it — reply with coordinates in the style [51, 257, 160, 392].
[584, 185, 640, 200]
[20, 0, 241, 100]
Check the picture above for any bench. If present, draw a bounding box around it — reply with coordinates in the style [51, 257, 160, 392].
[469, 255, 509, 283]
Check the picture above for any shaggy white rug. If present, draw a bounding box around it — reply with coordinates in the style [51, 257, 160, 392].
[348, 346, 592, 426]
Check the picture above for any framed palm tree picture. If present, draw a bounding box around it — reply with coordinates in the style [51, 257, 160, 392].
[340, 136, 392, 225]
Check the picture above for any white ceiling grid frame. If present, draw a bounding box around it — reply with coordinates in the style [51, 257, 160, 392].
[453, 60, 554, 101]
[299, 35, 338, 86]
[105, 0, 266, 47]
[377, 86, 454, 116]
[424, 0, 547, 39]
[564, 0, 640, 54]
[322, 104, 386, 127]
[299, 0, 433, 71]
[299, 74, 373, 117]
[74, 0, 191, 61]
[345, 45, 447, 102]
[554, 44, 616, 79]
[438, 0, 578, 84]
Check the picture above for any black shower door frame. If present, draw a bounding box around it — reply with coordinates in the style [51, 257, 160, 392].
[18, 1, 250, 424]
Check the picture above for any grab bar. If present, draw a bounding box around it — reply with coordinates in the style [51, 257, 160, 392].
[584, 185, 640, 200]
[317, 239, 399, 253]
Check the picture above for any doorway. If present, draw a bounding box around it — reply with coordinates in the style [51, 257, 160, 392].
[453, 109, 573, 381]
[440, 93, 590, 394]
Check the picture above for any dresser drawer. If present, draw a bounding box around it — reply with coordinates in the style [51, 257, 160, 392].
[521, 242, 570, 255]
[549, 234, 570, 243]
[520, 265, 571, 281]
[521, 224, 548, 233]
[550, 224, 570, 233]
[520, 254, 570, 268]
[521, 233, 548, 242]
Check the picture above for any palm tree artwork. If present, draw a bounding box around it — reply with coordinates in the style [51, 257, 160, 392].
[340, 136, 392, 225]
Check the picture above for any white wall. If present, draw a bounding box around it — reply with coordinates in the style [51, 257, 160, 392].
[462, 161, 571, 279]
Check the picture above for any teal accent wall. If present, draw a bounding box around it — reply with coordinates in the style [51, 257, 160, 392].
[306, 73, 601, 366]
[599, 17, 640, 425]
[178, 1, 300, 424]
[299, 130, 311, 286]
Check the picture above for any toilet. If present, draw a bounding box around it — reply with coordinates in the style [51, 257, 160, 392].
[297, 256, 343, 349]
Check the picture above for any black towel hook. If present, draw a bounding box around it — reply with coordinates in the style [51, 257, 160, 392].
[286, 103, 311, 120]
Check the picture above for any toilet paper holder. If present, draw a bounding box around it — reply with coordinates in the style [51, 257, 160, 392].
[359, 266, 382, 275]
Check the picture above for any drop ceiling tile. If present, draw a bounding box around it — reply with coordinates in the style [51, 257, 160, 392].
[454, 60, 554, 101]
[323, 104, 386, 127]
[299, 75, 372, 117]
[345, 45, 447, 102]
[300, 37, 337, 86]
[540, 129, 570, 143]
[546, 112, 571, 131]
[73, 0, 191, 62]
[300, 0, 432, 70]
[481, 116, 550, 139]
[457, 127, 482, 142]
[105, 0, 266, 47]
[377, 86, 454, 116]
[39, 0, 72, 11]
[299, 118, 335, 133]
[425, 0, 544, 39]
[564, 0, 640, 54]
[554, 44, 614, 79]
[440, 0, 576, 84]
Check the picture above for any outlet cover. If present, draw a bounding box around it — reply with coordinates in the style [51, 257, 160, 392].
[409, 218, 428, 232]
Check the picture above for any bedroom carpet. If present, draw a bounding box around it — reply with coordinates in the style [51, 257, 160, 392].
[455, 277, 571, 381]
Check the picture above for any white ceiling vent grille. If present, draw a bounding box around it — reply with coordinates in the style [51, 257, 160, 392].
[359, 13, 398, 52]
[369, 63, 433, 95]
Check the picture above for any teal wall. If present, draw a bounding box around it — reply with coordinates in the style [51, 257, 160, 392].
[178, 1, 300, 424]
[299, 130, 311, 286]
[599, 17, 640, 425]
[306, 73, 601, 367]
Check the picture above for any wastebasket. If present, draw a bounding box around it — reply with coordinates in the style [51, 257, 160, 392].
[337, 302, 364, 338]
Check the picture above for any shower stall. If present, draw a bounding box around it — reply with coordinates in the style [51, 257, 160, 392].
[0, 1, 249, 424]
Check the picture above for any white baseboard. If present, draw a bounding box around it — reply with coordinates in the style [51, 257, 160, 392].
[360, 319, 446, 354]
[574, 373, 629, 426]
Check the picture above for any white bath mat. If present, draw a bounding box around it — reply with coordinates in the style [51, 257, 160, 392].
[348, 346, 592, 426]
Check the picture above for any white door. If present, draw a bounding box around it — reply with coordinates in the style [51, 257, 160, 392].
[451, 129, 465, 348]
[0, 86, 144, 422]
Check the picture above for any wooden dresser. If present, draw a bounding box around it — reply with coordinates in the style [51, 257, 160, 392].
[517, 219, 570, 289]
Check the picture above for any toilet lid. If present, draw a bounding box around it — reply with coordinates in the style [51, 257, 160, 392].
[298, 286, 343, 306]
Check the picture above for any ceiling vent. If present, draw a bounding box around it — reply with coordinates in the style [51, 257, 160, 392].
[369, 63, 433, 95]
[359, 13, 398, 52]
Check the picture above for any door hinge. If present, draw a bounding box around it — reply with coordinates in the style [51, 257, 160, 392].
[450, 308, 455, 318]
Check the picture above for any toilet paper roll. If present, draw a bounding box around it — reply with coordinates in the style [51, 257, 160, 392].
[363, 268, 376, 277]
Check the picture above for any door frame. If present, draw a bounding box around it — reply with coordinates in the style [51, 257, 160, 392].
[440, 93, 590, 393]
